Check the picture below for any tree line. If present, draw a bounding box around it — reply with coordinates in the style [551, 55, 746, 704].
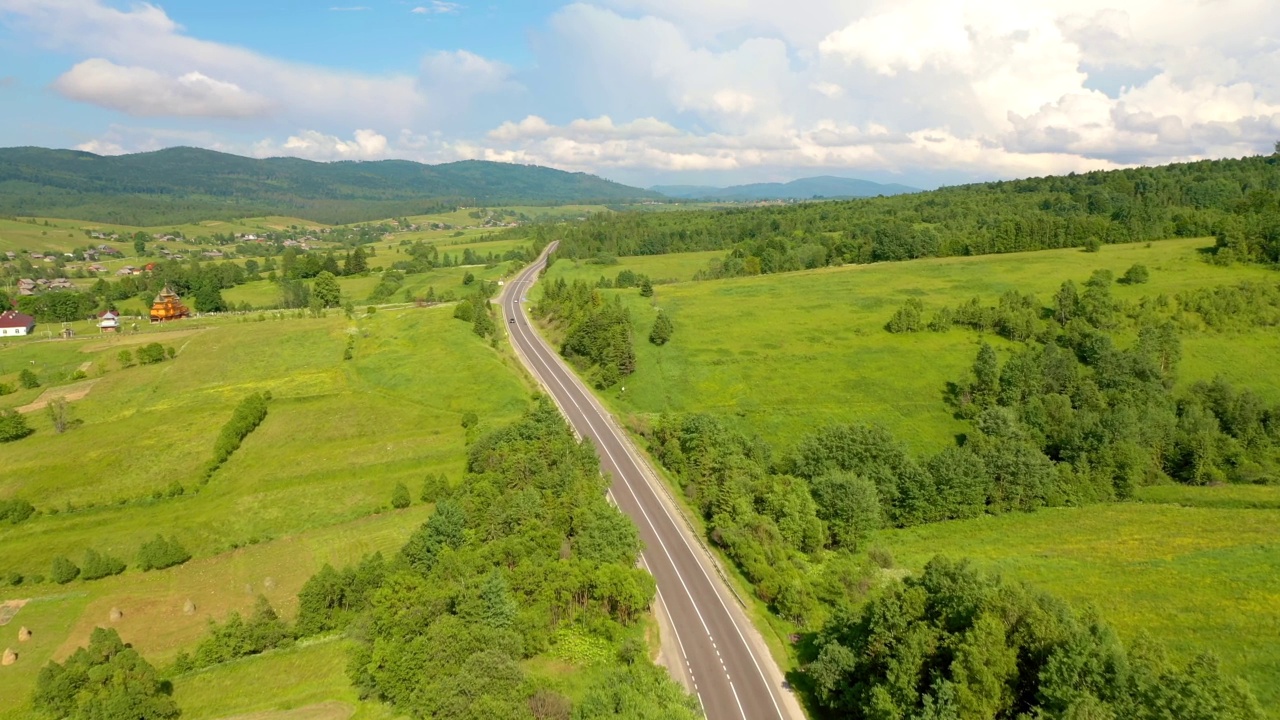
[505, 153, 1280, 277]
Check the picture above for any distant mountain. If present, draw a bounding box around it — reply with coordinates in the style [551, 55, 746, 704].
[0, 146, 661, 225]
[652, 176, 920, 200]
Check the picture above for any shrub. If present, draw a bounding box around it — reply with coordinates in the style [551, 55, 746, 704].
[885, 298, 924, 333]
[0, 410, 33, 443]
[118, 349, 134, 368]
[137, 535, 192, 571]
[0, 498, 36, 525]
[1082, 235, 1102, 252]
[18, 368, 39, 389]
[81, 549, 127, 580]
[50, 556, 80, 584]
[391, 482, 411, 509]
[0, 382, 14, 396]
[1121, 263, 1151, 284]
[461, 411, 479, 429]
[204, 392, 269, 480]
[136, 342, 166, 364]
[193, 596, 290, 668]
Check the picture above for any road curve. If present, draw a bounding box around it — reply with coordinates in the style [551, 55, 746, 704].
[501, 245, 805, 720]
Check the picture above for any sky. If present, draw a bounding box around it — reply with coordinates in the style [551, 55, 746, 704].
[1, 0, 1279, 189]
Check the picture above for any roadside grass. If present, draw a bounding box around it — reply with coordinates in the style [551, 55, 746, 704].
[875, 489, 1280, 713]
[547, 251, 727, 285]
[542, 237, 1278, 455]
[0, 304, 532, 715]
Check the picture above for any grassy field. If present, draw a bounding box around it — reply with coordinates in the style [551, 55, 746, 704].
[876, 485, 1280, 713]
[0, 305, 532, 718]
[547, 251, 726, 285]
[541, 238, 1279, 454]
[223, 263, 517, 309]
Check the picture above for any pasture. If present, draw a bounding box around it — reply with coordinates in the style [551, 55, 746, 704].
[876, 485, 1280, 713]
[541, 237, 1280, 454]
[0, 304, 532, 717]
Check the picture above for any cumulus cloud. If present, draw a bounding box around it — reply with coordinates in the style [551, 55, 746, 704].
[6, 0, 1280, 183]
[53, 59, 271, 118]
[253, 129, 390, 161]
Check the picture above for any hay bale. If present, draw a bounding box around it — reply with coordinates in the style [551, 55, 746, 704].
[263, 577, 276, 591]
[109, 608, 123, 622]
[1, 648, 15, 666]
[17, 627, 30, 642]
[183, 600, 196, 616]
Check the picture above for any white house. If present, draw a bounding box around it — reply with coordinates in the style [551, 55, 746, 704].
[98, 310, 120, 333]
[0, 310, 35, 337]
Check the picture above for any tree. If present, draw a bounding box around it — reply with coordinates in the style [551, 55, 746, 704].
[50, 556, 80, 584]
[809, 472, 881, 549]
[344, 246, 368, 275]
[1054, 280, 1080, 325]
[972, 343, 1000, 407]
[421, 473, 449, 503]
[47, 398, 73, 434]
[649, 311, 673, 345]
[32, 627, 179, 720]
[639, 277, 654, 297]
[313, 271, 341, 308]
[0, 409, 33, 443]
[886, 298, 924, 333]
[19, 368, 39, 389]
[1082, 236, 1102, 252]
[133, 231, 148, 256]
[391, 482, 411, 509]
[118, 350, 134, 368]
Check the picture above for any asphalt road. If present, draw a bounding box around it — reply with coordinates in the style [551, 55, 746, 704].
[501, 245, 804, 720]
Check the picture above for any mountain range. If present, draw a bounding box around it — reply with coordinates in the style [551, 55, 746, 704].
[0, 146, 661, 226]
[652, 176, 920, 200]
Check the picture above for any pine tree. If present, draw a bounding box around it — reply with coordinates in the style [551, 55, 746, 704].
[649, 311, 674, 345]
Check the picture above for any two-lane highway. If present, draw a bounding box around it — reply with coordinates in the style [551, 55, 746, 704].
[501, 245, 804, 720]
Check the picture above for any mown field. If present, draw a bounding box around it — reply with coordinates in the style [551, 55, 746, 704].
[0, 305, 532, 718]
[877, 485, 1280, 712]
[542, 237, 1278, 454]
[223, 262, 516, 309]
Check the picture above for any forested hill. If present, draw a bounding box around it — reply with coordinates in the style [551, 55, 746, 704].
[531, 153, 1280, 269]
[0, 146, 660, 225]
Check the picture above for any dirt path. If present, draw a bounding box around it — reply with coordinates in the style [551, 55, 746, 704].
[0, 600, 28, 626]
[16, 379, 98, 414]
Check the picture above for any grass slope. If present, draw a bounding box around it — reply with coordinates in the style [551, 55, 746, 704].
[542, 238, 1277, 453]
[877, 487, 1280, 713]
[0, 305, 531, 717]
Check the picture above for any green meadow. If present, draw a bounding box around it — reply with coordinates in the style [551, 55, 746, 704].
[0, 305, 532, 718]
[223, 262, 515, 309]
[876, 486, 1280, 712]
[542, 237, 1279, 454]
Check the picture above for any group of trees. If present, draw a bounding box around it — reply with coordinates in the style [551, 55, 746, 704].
[807, 557, 1264, 719]
[290, 399, 697, 719]
[508, 153, 1280, 278]
[534, 278, 636, 388]
[41, 535, 191, 587]
[201, 392, 269, 483]
[451, 283, 501, 339]
[33, 628, 179, 720]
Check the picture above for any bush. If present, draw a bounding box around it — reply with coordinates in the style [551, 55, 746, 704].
[193, 596, 290, 668]
[0, 498, 35, 525]
[391, 482, 411, 509]
[0, 410, 34, 443]
[1082, 235, 1102, 252]
[18, 368, 39, 389]
[137, 535, 192, 571]
[421, 473, 449, 503]
[204, 392, 269, 480]
[885, 298, 924, 333]
[1121, 263, 1151, 284]
[0, 382, 14, 396]
[461, 412, 479, 429]
[136, 342, 166, 364]
[118, 349, 134, 368]
[50, 556, 80, 584]
[81, 549, 127, 580]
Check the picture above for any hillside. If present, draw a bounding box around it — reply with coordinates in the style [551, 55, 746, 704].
[651, 175, 920, 200]
[0, 146, 659, 226]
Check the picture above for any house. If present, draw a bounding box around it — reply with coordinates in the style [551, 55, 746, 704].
[0, 310, 35, 337]
[89, 263, 107, 273]
[116, 266, 136, 276]
[49, 278, 75, 290]
[98, 310, 120, 333]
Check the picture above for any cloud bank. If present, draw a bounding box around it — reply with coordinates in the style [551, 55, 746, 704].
[4, 0, 1280, 184]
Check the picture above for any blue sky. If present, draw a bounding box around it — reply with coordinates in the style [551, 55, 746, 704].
[1, 0, 1278, 189]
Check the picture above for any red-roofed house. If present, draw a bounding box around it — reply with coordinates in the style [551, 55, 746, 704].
[0, 310, 35, 337]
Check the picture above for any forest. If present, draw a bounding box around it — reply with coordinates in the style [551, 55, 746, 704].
[0, 146, 659, 225]
[518, 153, 1280, 272]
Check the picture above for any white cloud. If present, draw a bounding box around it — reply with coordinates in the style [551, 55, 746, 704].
[7, 0, 1280, 184]
[255, 129, 390, 161]
[53, 59, 271, 118]
[75, 139, 125, 155]
[411, 1, 462, 14]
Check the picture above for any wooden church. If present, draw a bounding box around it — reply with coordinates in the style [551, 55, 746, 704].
[150, 286, 190, 323]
